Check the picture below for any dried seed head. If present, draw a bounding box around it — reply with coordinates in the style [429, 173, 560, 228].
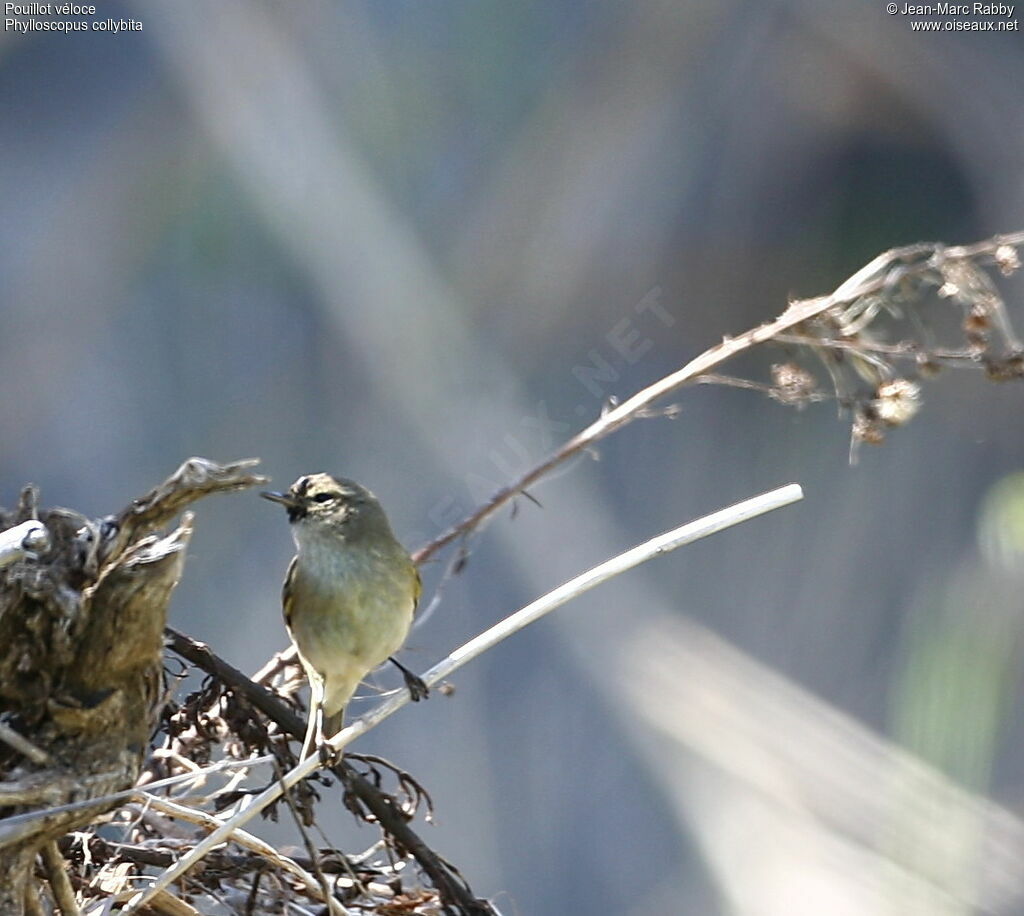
[852, 410, 886, 445]
[771, 362, 817, 404]
[873, 378, 921, 427]
[939, 259, 982, 302]
[985, 353, 1024, 381]
[995, 244, 1020, 277]
[964, 303, 991, 334]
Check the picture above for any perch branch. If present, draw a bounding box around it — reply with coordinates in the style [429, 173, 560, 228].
[164, 627, 491, 914]
[126, 483, 803, 913]
[163, 629, 307, 737]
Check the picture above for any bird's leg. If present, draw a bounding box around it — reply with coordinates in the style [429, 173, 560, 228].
[317, 737, 336, 767]
[389, 656, 429, 701]
[301, 677, 325, 761]
[318, 708, 345, 767]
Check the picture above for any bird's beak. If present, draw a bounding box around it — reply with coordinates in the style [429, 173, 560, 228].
[261, 490, 299, 509]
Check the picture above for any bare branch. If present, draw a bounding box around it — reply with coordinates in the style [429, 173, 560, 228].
[164, 627, 492, 915]
[413, 231, 1024, 565]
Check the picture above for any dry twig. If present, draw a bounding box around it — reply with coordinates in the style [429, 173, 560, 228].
[413, 232, 1024, 564]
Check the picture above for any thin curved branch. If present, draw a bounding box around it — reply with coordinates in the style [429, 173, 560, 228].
[412, 232, 1024, 565]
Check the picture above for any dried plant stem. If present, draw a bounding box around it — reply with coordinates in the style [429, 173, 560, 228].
[137, 794, 350, 916]
[125, 483, 803, 913]
[162, 627, 471, 905]
[22, 886, 45, 916]
[40, 841, 80, 916]
[0, 758, 274, 842]
[274, 765, 337, 916]
[413, 232, 1024, 565]
[0, 725, 50, 767]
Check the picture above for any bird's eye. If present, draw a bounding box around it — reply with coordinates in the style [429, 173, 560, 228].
[312, 492, 335, 503]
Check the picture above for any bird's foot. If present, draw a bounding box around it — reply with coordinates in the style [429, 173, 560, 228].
[317, 740, 342, 768]
[389, 656, 430, 702]
[404, 671, 429, 701]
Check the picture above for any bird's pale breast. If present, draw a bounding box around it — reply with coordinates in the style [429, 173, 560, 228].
[286, 528, 416, 715]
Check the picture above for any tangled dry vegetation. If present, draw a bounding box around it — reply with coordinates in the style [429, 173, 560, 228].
[0, 233, 1021, 915]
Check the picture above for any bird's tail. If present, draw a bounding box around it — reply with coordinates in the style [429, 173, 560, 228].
[322, 709, 344, 741]
[299, 706, 346, 761]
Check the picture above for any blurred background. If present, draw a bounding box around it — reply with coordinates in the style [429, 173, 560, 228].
[3, 1, 1024, 912]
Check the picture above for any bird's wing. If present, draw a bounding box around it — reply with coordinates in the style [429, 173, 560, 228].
[282, 555, 298, 633]
[412, 564, 422, 615]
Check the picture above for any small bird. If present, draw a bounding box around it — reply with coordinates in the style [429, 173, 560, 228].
[262, 473, 425, 760]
